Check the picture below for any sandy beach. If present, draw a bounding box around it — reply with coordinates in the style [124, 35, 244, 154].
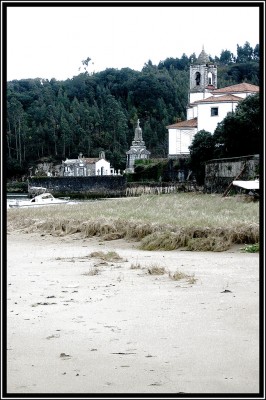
[6, 230, 260, 395]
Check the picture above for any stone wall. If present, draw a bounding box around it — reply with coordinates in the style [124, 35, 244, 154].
[28, 176, 127, 199]
[204, 154, 259, 193]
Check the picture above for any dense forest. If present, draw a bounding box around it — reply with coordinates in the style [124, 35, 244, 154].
[6, 41, 260, 179]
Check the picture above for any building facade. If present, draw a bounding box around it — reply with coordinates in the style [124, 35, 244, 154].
[167, 47, 259, 158]
[62, 152, 119, 177]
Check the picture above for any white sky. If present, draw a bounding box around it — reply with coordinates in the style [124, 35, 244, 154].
[6, 4, 260, 81]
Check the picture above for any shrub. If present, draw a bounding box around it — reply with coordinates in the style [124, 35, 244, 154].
[241, 243, 259, 253]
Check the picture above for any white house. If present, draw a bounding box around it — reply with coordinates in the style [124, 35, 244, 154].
[167, 47, 259, 157]
[195, 94, 242, 133]
[62, 152, 119, 176]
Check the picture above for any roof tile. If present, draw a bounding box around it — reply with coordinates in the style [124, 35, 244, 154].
[193, 94, 243, 104]
[166, 117, 198, 129]
[212, 82, 259, 94]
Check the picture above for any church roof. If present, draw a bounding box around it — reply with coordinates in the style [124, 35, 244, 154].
[166, 117, 197, 129]
[83, 158, 102, 164]
[63, 159, 78, 165]
[211, 82, 259, 94]
[192, 94, 243, 104]
[63, 157, 106, 165]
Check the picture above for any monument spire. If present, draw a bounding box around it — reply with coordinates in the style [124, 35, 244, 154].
[134, 118, 143, 142]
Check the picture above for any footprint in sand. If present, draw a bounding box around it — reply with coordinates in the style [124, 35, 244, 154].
[60, 353, 72, 359]
[46, 334, 60, 340]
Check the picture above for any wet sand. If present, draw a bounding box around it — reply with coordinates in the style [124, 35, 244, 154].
[6, 231, 260, 394]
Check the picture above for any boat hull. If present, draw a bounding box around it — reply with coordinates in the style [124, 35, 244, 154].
[9, 200, 69, 208]
[8, 192, 70, 208]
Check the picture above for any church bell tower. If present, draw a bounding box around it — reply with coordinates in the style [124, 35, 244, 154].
[189, 46, 217, 104]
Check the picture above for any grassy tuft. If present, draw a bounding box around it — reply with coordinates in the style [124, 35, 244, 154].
[130, 262, 142, 270]
[241, 243, 260, 253]
[187, 276, 197, 285]
[147, 265, 166, 275]
[82, 268, 100, 276]
[169, 270, 197, 284]
[89, 251, 123, 262]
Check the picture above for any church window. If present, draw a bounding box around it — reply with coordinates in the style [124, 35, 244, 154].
[211, 107, 218, 116]
[208, 72, 212, 85]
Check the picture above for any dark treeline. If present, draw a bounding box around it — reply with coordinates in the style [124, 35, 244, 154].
[6, 42, 260, 178]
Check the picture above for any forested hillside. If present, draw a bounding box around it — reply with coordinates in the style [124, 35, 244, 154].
[6, 42, 260, 178]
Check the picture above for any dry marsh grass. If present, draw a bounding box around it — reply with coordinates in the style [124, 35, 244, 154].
[169, 270, 197, 285]
[147, 265, 166, 275]
[130, 262, 142, 270]
[82, 268, 100, 276]
[7, 193, 259, 251]
[186, 237, 232, 252]
[89, 251, 124, 262]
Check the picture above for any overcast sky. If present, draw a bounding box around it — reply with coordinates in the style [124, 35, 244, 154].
[6, 4, 260, 82]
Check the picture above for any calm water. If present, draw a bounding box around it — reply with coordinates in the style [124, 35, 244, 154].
[7, 192, 29, 199]
[6, 193, 107, 208]
[6, 193, 27, 208]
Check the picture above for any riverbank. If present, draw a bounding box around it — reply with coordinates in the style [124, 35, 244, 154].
[6, 193, 259, 252]
[6, 230, 260, 395]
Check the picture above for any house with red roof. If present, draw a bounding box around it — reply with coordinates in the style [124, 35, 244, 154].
[167, 47, 259, 157]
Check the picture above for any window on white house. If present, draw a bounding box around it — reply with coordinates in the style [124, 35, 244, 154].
[211, 107, 218, 116]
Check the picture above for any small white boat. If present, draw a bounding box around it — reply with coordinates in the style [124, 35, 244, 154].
[232, 179, 259, 190]
[9, 192, 70, 208]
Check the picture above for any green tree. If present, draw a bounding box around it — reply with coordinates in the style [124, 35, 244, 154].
[236, 41, 254, 63]
[219, 49, 235, 65]
[7, 97, 25, 165]
[101, 95, 128, 164]
[253, 44, 260, 61]
[189, 130, 215, 185]
[213, 93, 261, 158]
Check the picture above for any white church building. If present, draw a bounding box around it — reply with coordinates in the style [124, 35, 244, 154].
[167, 47, 259, 157]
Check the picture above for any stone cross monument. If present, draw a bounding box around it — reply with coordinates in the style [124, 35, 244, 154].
[125, 119, 151, 173]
